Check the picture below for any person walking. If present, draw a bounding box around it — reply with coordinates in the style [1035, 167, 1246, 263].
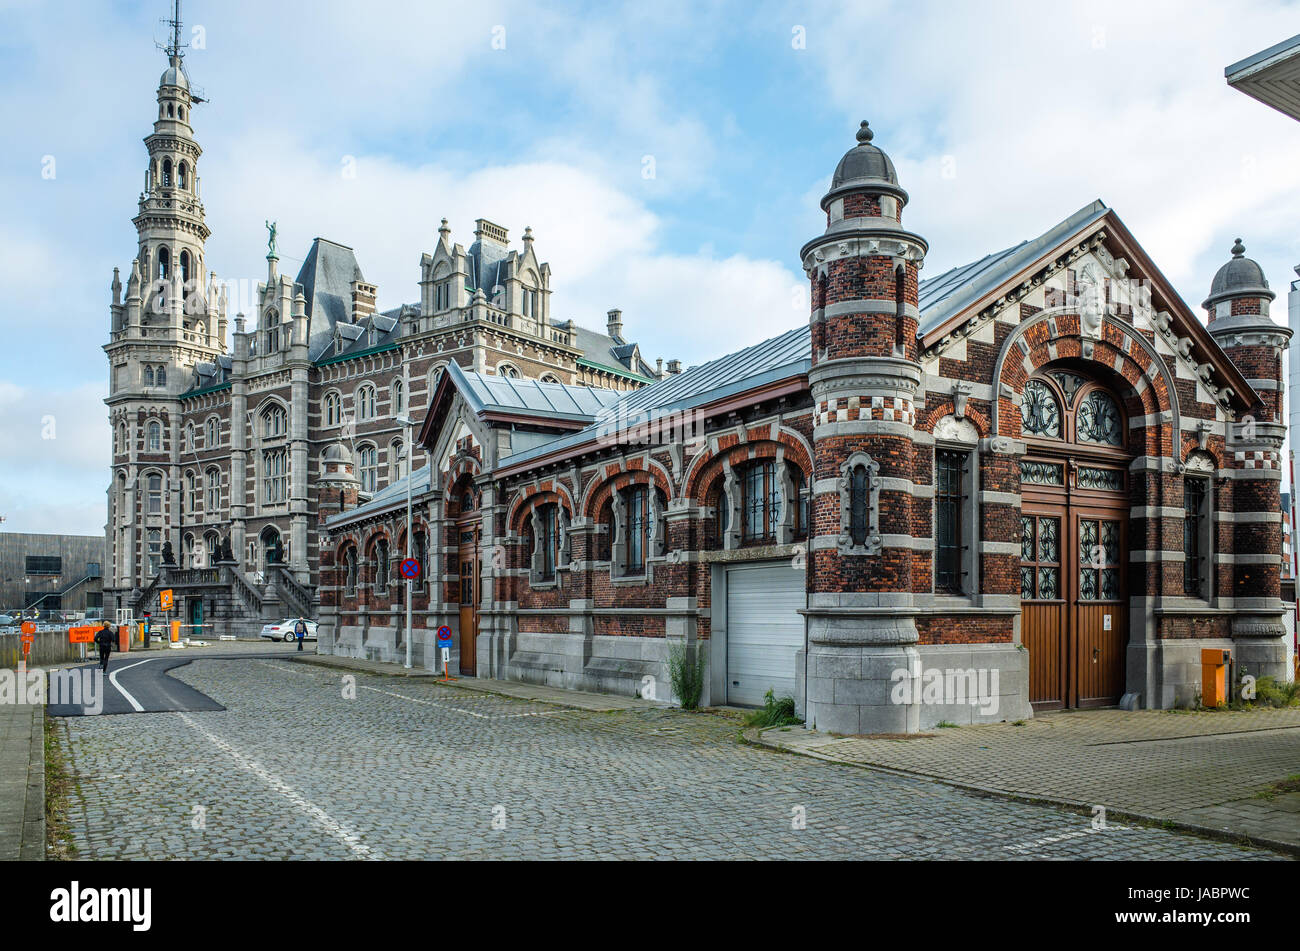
[94, 622, 115, 674]
[294, 618, 307, 652]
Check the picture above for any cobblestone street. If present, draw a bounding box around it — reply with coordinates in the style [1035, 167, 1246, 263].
[54, 656, 1284, 860]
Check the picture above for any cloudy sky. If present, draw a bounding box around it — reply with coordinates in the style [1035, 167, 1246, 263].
[1, 0, 1299, 535]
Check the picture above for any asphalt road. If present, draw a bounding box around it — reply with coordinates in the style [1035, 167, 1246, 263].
[47, 653, 235, 716]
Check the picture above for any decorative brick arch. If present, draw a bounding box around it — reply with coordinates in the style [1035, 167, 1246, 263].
[683, 428, 813, 502]
[580, 459, 674, 519]
[507, 481, 576, 533]
[992, 309, 1179, 456]
[582, 464, 672, 520]
[919, 401, 990, 438]
[442, 452, 481, 493]
[1180, 437, 1227, 470]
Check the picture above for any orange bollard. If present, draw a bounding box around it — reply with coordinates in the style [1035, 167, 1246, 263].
[170, 620, 181, 643]
[1201, 648, 1229, 706]
[118, 624, 130, 653]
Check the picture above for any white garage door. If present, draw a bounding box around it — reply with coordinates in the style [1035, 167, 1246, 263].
[726, 562, 806, 707]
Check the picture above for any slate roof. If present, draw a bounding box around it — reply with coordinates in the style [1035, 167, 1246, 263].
[445, 361, 625, 423]
[330, 462, 434, 525]
[500, 324, 813, 467]
[567, 323, 658, 379]
[294, 238, 374, 362]
[917, 200, 1109, 338]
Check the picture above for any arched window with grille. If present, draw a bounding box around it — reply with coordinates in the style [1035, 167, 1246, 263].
[206, 416, 218, 448]
[146, 473, 163, 514]
[357, 385, 376, 420]
[324, 391, 341, 427]
[205, 467, 221, 511]
[838, 452, 881, 555]
[146, 421, 162, 452]
[373, 538, 390, 593]
[261, 404, 286, 438]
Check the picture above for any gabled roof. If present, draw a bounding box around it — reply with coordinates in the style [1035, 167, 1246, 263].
[918, 200, 1110, 337]
[567, 323, 658, 379]
[497, 324, 812, 473]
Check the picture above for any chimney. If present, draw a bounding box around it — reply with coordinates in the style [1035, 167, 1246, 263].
[666, 359, 682, 375]
[607, 308, 623, 340]
[656, 358, 663, 377]
[350, 280, 377, 323]
[473, 218, 509, 248]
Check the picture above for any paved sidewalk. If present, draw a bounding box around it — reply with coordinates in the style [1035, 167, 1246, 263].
[0, 697, 44, 860]
[292, 653, 666, 712]
[756, 707, 1300, 854]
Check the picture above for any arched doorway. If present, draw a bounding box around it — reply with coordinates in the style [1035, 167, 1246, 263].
[451, 476, 479, 675]
[1018, 369, 1132, 710]
[259, 526, 283, 576]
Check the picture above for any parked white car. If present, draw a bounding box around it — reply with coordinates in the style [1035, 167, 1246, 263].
[0, 614, 15, 627]
[260, 618, 318, 642]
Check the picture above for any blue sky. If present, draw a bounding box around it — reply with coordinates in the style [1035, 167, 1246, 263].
[2, 0, 1300, 534]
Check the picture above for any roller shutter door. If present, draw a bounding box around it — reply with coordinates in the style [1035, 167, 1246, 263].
[725, 563, 806, 707]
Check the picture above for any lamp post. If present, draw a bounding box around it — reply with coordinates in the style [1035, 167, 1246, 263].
[396, 413, 417, 669]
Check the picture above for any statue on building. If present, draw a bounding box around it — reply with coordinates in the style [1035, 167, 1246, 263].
[265, 219, 278, 259]
[161, 540, 176, 566]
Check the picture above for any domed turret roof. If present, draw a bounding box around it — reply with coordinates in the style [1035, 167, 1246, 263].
[322, 442, 352, 465]
[160, 57, 189, 91]
[1204, 238, 1274, 309]
[831, 121, 899, 190]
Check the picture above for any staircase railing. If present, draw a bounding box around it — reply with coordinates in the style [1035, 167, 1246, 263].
[225, 564, 264, 618]
[272, 565, 314, 618]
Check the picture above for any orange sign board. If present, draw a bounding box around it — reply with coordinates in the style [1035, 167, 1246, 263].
[20, 621, 36, 635]
[160, 589, 174, 611]
[68, 626, 96, 644]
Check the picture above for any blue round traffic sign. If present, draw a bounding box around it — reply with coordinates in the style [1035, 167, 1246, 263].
[436, 625, 453, 645]
[399, 558, 421, 580]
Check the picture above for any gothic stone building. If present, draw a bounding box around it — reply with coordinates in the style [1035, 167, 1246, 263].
[320, 121, 1294, 730]
[103, 45, 667, 633]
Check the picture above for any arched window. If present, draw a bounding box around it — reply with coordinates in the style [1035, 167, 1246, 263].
[117, 422, 127, 454]
[185, 470, 198, 512]
[177, 162, 188, 190]
[497, 363, 520, 379]
[182, 532, 195, 567]
[144, 365, 155, 386]
[157, 246, 170, 280]
[539, 373, 561, 384]
[343, 546, 359, 595]
[324, 392, 341, 427]
[206, 416, 218, 448]
[179, 250, 190, 290]
[146, 529, 162, 575]
[205, 467, 221, 511]
[373, 538, 390, 593]
[428, 363, 447, 393]
[389, 439, 404, 484]
[1020, 380, 1061, 438]
[203, 530, 219, 567]
[392, 378, 405, 416]
[146, 473, 163, 514]
[358, 444, 378, 493]
[1183, 452, 1215, 599]
[838, 452, 880, 555]
[184, 421, 194, 451]
[414, 531, 428, 591]
[147, 421, 162, 451]
[741, 460, 782, 544]
[357, 385, 376, 420]
[262, 448, 288, 504]
[178, 106, 185, 121]
[1076, 390, 1124, 446]
[162, 158, 172, 186]
[156, 365, 166, 386]
[261, 404, 286, 438]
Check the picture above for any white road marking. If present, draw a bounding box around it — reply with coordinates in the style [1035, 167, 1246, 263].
[258, 660, 556, 719]
[107, 657, 155, 712]
[178, 712, 383, 860]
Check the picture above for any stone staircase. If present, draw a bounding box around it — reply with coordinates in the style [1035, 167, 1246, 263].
[131, 562, 315, 638]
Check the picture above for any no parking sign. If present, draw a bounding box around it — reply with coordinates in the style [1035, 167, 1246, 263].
[436, 625, 454, 680]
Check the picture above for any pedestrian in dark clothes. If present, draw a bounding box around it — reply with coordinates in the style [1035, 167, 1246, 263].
[294, 618, 307, 651]
[94, 622, 115, 674]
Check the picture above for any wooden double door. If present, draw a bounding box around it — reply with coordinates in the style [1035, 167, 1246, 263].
[1020, 503, 1128, 710]
[457, 525, 478, 675]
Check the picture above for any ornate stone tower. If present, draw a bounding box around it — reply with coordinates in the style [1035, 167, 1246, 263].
[1204, 239, 1293, 682]
[799, 121, 929, 734]
[104, 1, 226, 603]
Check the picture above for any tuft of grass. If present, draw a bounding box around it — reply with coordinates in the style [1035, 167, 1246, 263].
[44, 717, 76, 859]
[1254, 774, 1300, 801]
[665, 640, 707, 710]
[743, 689, 802, 729]
[1253, 676, 1300, 708]
[1012, 719, 1027, 727]
[936, 720, 959, 729]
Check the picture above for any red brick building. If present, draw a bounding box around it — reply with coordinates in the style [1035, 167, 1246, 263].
[320, 122, 1294, 731]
